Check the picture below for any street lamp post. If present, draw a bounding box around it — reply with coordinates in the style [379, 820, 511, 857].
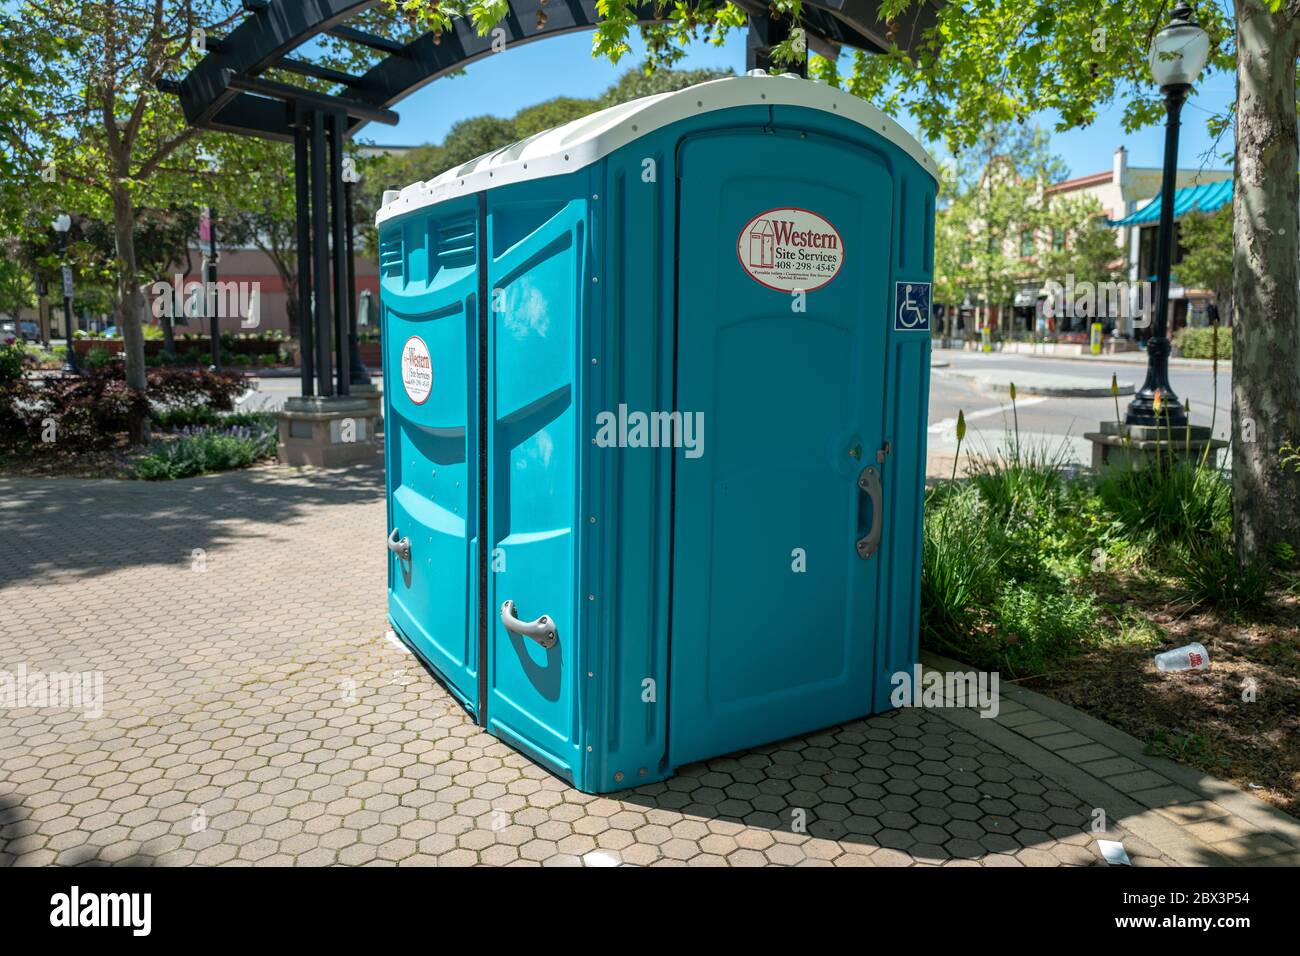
[51, 214, 80, 375]
[1125, 1, 1210, 427]
[201, 205, 221, 371]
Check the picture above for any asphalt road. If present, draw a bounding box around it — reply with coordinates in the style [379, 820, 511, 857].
[928, 350, 1232, 465]
[239, 350, 1233, 469]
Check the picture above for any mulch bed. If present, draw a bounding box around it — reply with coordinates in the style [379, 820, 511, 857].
[0, 441, 142, 479]
[1028, 577, 1300, 818]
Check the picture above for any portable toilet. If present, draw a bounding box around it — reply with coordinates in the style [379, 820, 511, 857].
[378, 73, 937, 794]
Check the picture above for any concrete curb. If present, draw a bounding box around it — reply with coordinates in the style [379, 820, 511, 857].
[936, 369, 1135, 398]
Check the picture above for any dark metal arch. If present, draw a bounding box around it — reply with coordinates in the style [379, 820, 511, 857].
[174, 0, 941, 141]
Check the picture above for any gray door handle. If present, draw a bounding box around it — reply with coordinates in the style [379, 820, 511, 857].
[387, 528, 411, 562]
[500, 600, 558, 649]
[856, 466, 882, 559]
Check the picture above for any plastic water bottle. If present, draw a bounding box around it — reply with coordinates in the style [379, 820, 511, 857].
[1154, 642, 1210, 672]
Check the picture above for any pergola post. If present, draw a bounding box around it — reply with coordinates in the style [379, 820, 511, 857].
[309, 109, 334, 398]
[293, 111, 314, 397]
[746, 12, 810, 76]
[328, 110, 352, 397]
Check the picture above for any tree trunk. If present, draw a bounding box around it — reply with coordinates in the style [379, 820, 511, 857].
[1232, 1, 1300, 561]
[111, 185, 150, 444]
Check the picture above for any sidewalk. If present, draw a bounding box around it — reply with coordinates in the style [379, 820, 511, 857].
[935, 344, 1229, 371]
[0, 459, 1291, 866]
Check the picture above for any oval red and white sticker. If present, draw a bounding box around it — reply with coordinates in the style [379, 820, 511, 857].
[400, 335, 432, 405]
[736, 207, 845, 292]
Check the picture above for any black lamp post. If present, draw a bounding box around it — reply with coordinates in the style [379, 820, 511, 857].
[51, 213, 80, 375]
[1126, 1, 1210, 427]
[202, 204, 221, 371]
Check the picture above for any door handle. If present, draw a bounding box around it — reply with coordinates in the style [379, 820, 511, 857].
[856, 466, 882, 559]
[387, 528, 411, 562]
[500, 600, 558, 649]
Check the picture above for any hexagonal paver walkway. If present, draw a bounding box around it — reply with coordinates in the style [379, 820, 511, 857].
[0, 456, 1286, 866]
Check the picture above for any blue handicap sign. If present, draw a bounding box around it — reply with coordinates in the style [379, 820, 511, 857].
[894, 281, 931, 332]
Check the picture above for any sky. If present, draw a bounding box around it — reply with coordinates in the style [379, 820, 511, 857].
[354, 28, 1237, 181]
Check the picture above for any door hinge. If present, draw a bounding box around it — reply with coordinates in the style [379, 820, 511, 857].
[876, 441, 892, 464]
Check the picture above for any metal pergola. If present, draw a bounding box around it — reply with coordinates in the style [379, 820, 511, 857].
[168, 0, 940, 400]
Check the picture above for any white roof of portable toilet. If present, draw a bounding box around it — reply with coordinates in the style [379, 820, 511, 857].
[376, 73, 939, 226]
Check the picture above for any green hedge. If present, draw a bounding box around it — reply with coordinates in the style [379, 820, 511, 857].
[1175, 325, 1232, 361]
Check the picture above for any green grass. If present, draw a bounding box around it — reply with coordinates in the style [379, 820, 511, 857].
[920, 429, 1275, 677]
[1144, 730, 1211, 762]
[1095, 459, 1231, 550]
[922, 443, 1104, 678]
[1169, 536, 1271, 613]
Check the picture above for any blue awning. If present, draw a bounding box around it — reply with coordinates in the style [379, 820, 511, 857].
[1108, 178, 1233, 227]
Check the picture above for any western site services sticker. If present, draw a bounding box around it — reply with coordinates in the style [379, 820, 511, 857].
[737, 207, 844, 292]
[400, 335, 432, 405]
[894, 281, 931, 331]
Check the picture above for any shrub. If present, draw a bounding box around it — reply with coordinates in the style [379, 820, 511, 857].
[224, 411, 276, 429]
[966, 437, 1070, 523]
[1174, 325, 1232, 361]
[0, 345, 23, 385]
[920, 486, 1007, 646]
[83, 345, 116, 369]
[152, 407, 274, 431]
[152, 406, 222, 429]
[0, 371, 148, 451]
[129, 423, 277, 480]
[0, 365, 251, 453]
[1169, 536, 1270, 612]
[144, 366, 249, 410]
[1096, 460, 1230, 551]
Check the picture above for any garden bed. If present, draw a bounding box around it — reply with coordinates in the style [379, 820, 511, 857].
[1031, 578, 1299, 818]
[1, 347, 278, 480]
[924, 431, 1300, 818]
[0, 411, 279, 480]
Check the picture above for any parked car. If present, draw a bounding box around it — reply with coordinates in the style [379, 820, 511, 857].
[16, 320, 39, 342]
[0, 321, 18, 347]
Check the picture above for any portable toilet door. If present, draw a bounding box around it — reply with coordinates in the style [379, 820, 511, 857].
[378, 73, 938, 793]
[668, 128, 899, 768]
[382, 193, 483, 720]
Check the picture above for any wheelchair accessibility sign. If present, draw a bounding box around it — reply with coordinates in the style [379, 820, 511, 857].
[894, 281, 931, 332]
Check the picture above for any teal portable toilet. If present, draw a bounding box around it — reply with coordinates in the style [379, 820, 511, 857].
[378, 73, 937, 794]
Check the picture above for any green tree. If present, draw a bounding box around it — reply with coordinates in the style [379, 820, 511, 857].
[216, 139, 304, 339]
[0, 1, 249, 440]
[934, 123, 1067, 333]
[1176, 205, 1234, 325]
[0, 253, 34, 323]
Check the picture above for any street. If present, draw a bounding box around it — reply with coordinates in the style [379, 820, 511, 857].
[242, 350, 1233, 471]
[928, 349, 1231, 468]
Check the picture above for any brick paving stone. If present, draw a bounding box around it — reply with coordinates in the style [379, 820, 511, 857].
[0, 464, 1186, 867]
